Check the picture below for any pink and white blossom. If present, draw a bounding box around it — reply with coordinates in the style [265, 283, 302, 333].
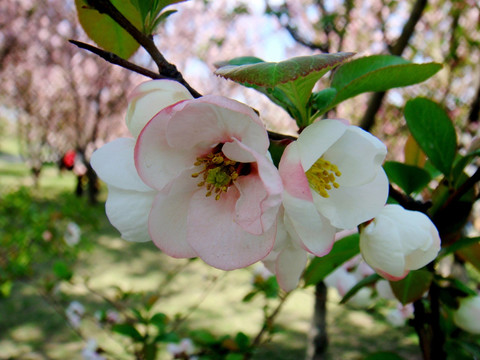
[66, 300, 85, 329]
[125, 80, 193, 138]
[453, 295, 480, 334]
[278, 119, 388, 257]
[92, 80, 283, 270]
[262, 208, 308, 292]
[360, 204, 441, 280]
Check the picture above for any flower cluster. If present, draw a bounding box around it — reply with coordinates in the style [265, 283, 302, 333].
[91, 80, 441, 291]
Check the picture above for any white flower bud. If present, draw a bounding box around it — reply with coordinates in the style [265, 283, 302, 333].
[360, 204, 441, 280]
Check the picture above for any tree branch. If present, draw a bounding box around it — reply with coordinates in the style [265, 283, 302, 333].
[85, 0, 201, 98]
[69, 40, 166, 80]
[360, 0, 428, 130]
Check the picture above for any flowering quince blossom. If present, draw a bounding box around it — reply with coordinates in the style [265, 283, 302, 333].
[91, 80, 283, 270]
[453, 295, 480, 334]
[359, 204, 441, 280]
[262, 207, 308, 292]
[278, 119, 389, 257]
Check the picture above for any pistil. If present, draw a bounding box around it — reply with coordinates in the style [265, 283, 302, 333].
[192, 149, 243, 200]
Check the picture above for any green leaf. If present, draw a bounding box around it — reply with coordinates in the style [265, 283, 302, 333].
[112, 323, 144, 342]
[215, 52, 354, 88]
[456, 243, 480, 273]
[225, 354, 244, 360]
[150, 312, 168, 332]
[214, 56, 264, 68]
[439, 237, 480, 258]
[132, 308, 147, 324]
[189, 329, 218, 345]
[364, 352, 405, 360]
[311, 88, 337, 114]
[53, 261, 73, 281]
[390, 270, 433, 305]
[383, 161, 431, 195]
[215, 53, 354, 126]
[404, 98, 457, 176]
[452, 149, 480, 185]
[340, 273, 381, 304]
[75, 0, 142, 59]
[330, 55, 442, 107]
[0, 280, 12, 298]
[304, 233, 360, 286]
[235, 332, 250, 350]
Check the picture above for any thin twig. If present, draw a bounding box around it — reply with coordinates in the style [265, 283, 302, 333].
[247, 291, 291, 358]
[171, 272, 227, 332]
[69, 40, 165, 80]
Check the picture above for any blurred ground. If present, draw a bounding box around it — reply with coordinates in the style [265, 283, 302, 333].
[0, 131, 421, 360]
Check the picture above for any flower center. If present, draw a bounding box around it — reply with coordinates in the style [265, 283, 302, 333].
[191, 148, 249, 200]
[305, 158, 342, 198]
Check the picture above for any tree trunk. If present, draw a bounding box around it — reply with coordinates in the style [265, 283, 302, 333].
[306, 282, 328, 360]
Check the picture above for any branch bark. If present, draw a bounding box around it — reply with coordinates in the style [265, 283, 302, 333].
[360, 0, 428, 130]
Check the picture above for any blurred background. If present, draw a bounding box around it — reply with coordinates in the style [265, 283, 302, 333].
[1, 0, 479, 359]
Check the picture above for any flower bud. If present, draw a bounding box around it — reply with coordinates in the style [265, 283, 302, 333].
[453, 296, 480, 334]
[359, 204, 441, 280]
[125, 80, 193, 137]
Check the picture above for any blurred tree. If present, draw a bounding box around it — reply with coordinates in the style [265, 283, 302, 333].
[0, 0, 134, 201]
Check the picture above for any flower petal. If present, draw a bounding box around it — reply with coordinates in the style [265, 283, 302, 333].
[187, 188, 276, 270]
[105, 185, 156, 242]
[313, 168, 389, 229]
[296, 119, 347, 171]
[135, 109, 197, 191]
[323, 126, 387, 187]
[359, 217, 407, 278]
[279, 142, 313, 202]
[275, 245, 308, 292]
[126, 80, 193, 138]
[148, 190, 198, 258]
[91, 138, 152, 192]
[166, 96, 269, 154]
[233, 139, 283, 234]
[283, 191, 336, 256]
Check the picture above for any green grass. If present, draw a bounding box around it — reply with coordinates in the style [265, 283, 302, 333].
[0, 152, 422, 360]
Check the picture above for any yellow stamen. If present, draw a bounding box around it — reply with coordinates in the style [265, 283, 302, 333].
[306, 158, 342, 198]
[192, 148, 246, 200]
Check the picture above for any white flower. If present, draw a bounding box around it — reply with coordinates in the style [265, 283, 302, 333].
[375, 280, 396, 300]
[386, 303, 414, 327]
[262, 207, 308, 292]
[360, 204, 441, 280]
[125, 80, 193, 138]
[251, 263, 274, 282]
[64, 221, 81, 246]
[324, 267, 374, 308]
[66, 301, 85, 329]
[453, 296, 480, 334]
[167, 338, 195, 356]
[278, 119, 388, 257]
[91, 80, 283, 270]
[82, 338, 106, 360]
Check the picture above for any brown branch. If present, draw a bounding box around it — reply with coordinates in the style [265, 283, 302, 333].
[441, 167, 480, 212]
[388, 184, 431, 213]
[85, 0, 201, 98]
[69, 40, 165, 80]
[468, 70, 480, 123]
[285, 24, 329, 53]
[360, 0, 428, 131]
[267, 130, 297, 142]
